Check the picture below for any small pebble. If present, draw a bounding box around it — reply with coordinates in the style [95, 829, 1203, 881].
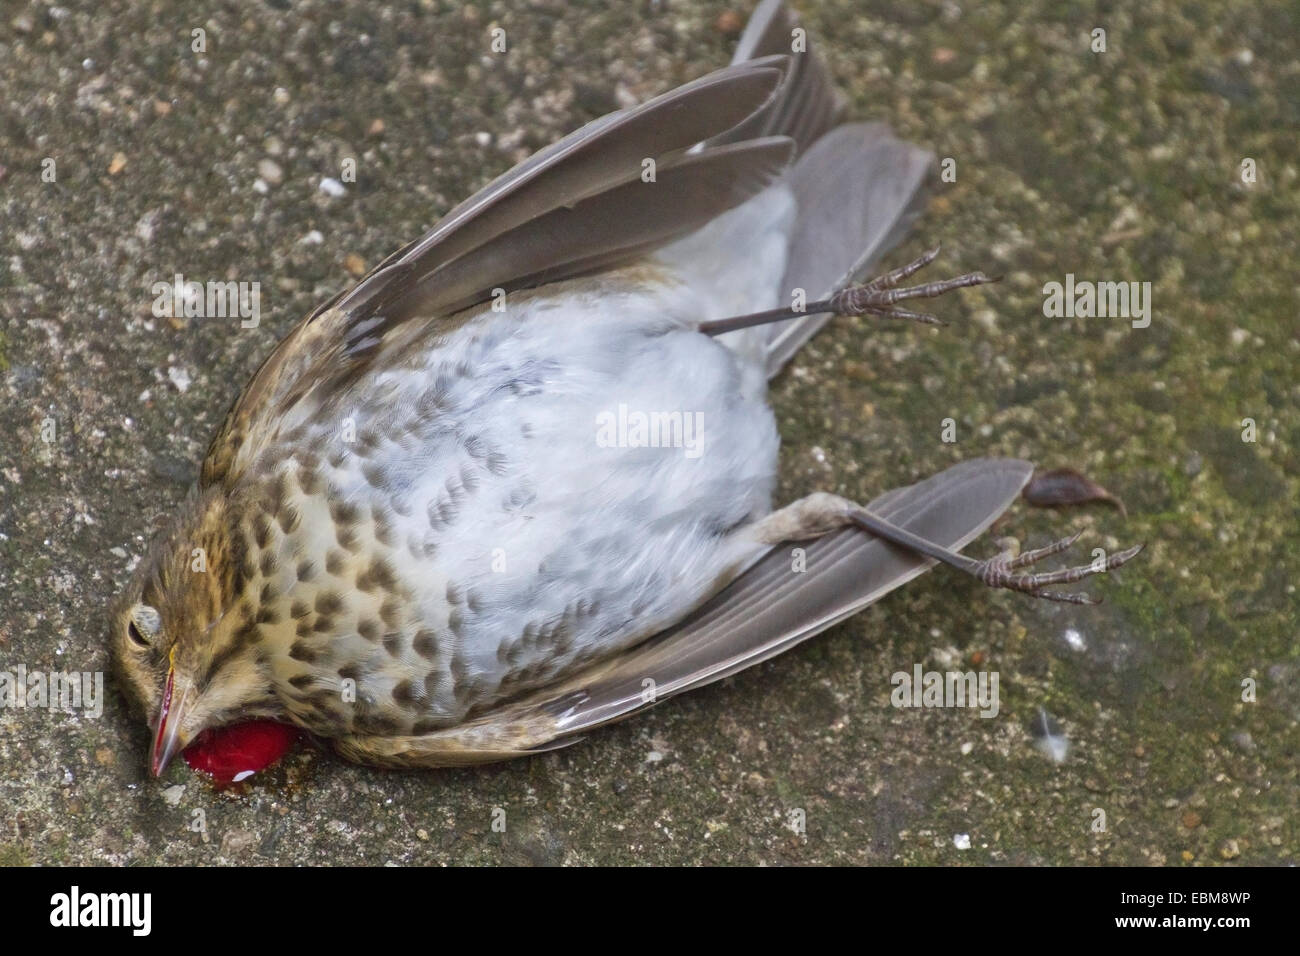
[220, 829, 257, 853]
[257, 158, 283, 186]
[714, 10, 743, 35]
[1063, 627, 1087, 652]
[167, 366, 192, 393]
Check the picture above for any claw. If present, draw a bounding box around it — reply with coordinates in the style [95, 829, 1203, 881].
[862, 245, 941, 292]
[1006, 529, 1083, 569]
[977, 531, 1141, 604]
[1028, 588, 1103, 606]
[698, 244, 996, 337]
[884, 308, 944, 326]
[829, 247, 1000, 324]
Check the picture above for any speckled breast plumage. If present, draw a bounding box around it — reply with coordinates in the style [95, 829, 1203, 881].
[236, 270, 780, 738]
[113, 4, 971, 772]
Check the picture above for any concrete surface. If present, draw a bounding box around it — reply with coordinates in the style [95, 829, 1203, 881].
[0, 0, 1295, 864]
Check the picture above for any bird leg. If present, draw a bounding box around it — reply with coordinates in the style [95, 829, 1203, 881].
[749, 492, 1143, 605]
[698, 245, 1000, 336]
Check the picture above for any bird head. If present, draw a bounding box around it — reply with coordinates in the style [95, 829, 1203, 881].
[111, 485, 280, 776]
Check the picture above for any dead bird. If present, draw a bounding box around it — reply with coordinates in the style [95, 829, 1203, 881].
[111, 0, 1141, 775]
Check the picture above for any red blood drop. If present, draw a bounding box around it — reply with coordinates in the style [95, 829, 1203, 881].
[182, 721, 302, 784]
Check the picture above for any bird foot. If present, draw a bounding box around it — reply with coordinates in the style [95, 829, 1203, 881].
[828, 245, 1001, 326]
[974, 531, 1145, 605]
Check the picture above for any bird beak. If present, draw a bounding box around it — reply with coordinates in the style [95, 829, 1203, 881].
[150, 660, 196, 777]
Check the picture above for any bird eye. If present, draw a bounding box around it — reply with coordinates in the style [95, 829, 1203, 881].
[128, 604, 162, 649]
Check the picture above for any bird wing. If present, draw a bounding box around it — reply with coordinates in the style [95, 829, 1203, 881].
[332, 458, 1033, 767]
[201, 57, 799, 489]
[707, 0, 844, 155]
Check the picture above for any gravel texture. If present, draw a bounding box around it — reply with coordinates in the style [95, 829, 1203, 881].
[0, 0, 1296, 865]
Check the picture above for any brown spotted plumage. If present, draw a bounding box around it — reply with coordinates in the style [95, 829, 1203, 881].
[111, 1, 1140, 777]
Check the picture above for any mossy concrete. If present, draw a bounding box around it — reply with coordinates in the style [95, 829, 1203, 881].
[0, 0, 1295, 864]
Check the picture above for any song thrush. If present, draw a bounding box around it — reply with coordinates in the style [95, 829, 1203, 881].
[112, 0, 1140, 776]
